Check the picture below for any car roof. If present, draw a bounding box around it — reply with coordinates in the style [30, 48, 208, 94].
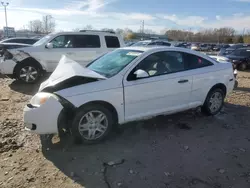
[121, 46, 204, 54]
[50, 31, 121, 36]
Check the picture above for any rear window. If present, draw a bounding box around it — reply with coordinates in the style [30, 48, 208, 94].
[74, 35, 100, 48]
[105, 36, 120, 48]
[183, 53, 213, 69]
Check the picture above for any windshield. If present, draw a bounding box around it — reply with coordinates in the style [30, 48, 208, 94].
[87, 49, 143, 78]
[33, 35, 53, 46]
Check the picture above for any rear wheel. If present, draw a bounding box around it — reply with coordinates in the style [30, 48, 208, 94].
[15, 62, 41, 83]
[202, 88, 225, 115]
[71, 104, 115, 144]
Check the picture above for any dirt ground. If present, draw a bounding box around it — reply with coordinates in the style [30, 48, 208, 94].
[0, 72, 250, 188]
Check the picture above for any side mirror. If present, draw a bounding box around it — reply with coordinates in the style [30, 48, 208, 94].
[134, 69, 149, 78]
[45, 43, 53, 49]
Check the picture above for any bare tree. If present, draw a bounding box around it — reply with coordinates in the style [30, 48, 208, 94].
[29, 20, 43, 34]
[116, 28, 124, 35]
[42, 15, 56, 34]
[101, 28, 115, 32]
[83, 25, 93, 30]
[72, 28, 80, 32]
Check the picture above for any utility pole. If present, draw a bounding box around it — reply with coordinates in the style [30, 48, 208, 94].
[1, 1, 9, 37]
[142, 20, 144, 34]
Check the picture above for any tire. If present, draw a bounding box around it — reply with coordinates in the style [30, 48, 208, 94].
[15, 61, 41, 83]
[202, 88, 225, 116]
[71, 104, 115, 144]
[239, 63, 247, 71]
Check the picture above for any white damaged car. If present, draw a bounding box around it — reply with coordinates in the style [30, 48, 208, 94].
[24, 47, 235, 143]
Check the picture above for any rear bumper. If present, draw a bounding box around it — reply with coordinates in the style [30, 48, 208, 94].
[23, 97, 64, 134]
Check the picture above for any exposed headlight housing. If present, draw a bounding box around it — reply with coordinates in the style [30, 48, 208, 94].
[30, 92, 58, 107]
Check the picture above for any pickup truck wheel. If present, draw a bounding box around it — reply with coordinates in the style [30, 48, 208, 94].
[239, 63, 247, 71]
[15, 63, 41, 83]
[72, 104, 114, 144]
[202, 88, 225, 115]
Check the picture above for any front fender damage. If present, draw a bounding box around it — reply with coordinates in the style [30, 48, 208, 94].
[4, 49, 46, 70]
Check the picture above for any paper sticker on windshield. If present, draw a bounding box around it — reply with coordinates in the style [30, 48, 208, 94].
[127, 52, 142, 56]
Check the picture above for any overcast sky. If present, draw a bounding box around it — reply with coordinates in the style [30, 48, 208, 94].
[0, 0, 250, 33]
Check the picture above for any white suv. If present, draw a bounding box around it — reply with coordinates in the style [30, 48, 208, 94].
[0, 30, 124, 83]
[23, 46, 235, 144]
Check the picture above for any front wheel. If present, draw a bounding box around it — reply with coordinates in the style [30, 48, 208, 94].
[202, 88, 225, 115]
[15, 62, 41, 83]
[71, 104, 115, 144]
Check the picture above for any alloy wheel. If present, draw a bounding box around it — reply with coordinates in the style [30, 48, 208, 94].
[78, 110, 108, 140]
[19, 66, 38, 82]
[208, 91, 223, 113]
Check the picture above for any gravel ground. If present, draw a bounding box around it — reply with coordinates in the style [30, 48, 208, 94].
[0, 72, 250, 188]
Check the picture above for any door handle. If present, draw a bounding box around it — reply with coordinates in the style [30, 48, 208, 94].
[178, 79, 189, 83]
[66, 52, 74, 55]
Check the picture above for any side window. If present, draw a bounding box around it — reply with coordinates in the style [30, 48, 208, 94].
[148, 42, 156, 46]
[161, 42, 171, 46]
[21, 39, 36, 44]
[6, 39, 17, 43]
[127, 51, 185, 81]
[50, 35, 74, 48]
[74, 35, 100, 48]
[183, 53, 213, 69]
[241, 50, 250, 56]
[105, 36, 120, 48]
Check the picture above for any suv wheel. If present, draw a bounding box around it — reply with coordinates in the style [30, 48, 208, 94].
[15, 62, 41, 83]
[202, 88, 225, 115]
[72, 104, 114, 144]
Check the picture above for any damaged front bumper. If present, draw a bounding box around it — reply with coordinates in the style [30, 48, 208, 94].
[0, 58, 17, 75]
[24, 97, 64, 134]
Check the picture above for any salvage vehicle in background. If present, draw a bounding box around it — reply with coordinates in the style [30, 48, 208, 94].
[0, 30, 124, 83]
[213, 44, 230, 52]
[191, 43, 200, 51]
[200, 44, 210, 51]
[219, 43, 250, 56]
[0, 37, 38, 45]
[23, 46, 235, 144]
[225, 48, 250, 70]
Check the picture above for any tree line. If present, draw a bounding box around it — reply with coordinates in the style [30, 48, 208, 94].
[25, 21, 250, 44]
[28, 15, 56, 34]
[165, 28, 250, 43]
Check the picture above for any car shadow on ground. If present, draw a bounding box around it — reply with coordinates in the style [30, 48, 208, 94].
[8, 74, 50, 95]
[40, 103, 250, 188]
[235, 87, 250, 92]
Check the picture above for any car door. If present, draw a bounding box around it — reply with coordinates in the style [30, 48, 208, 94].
[123, 50, 193, 122]
[43, 35, 75, 71]
[182, 52, 216, 107]
[71, 34, 105, 67]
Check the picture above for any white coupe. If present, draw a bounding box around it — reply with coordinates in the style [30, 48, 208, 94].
[23, 47, 235, 143]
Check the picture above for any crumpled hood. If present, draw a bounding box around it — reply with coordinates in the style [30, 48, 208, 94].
[39, 55, 106, 91]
